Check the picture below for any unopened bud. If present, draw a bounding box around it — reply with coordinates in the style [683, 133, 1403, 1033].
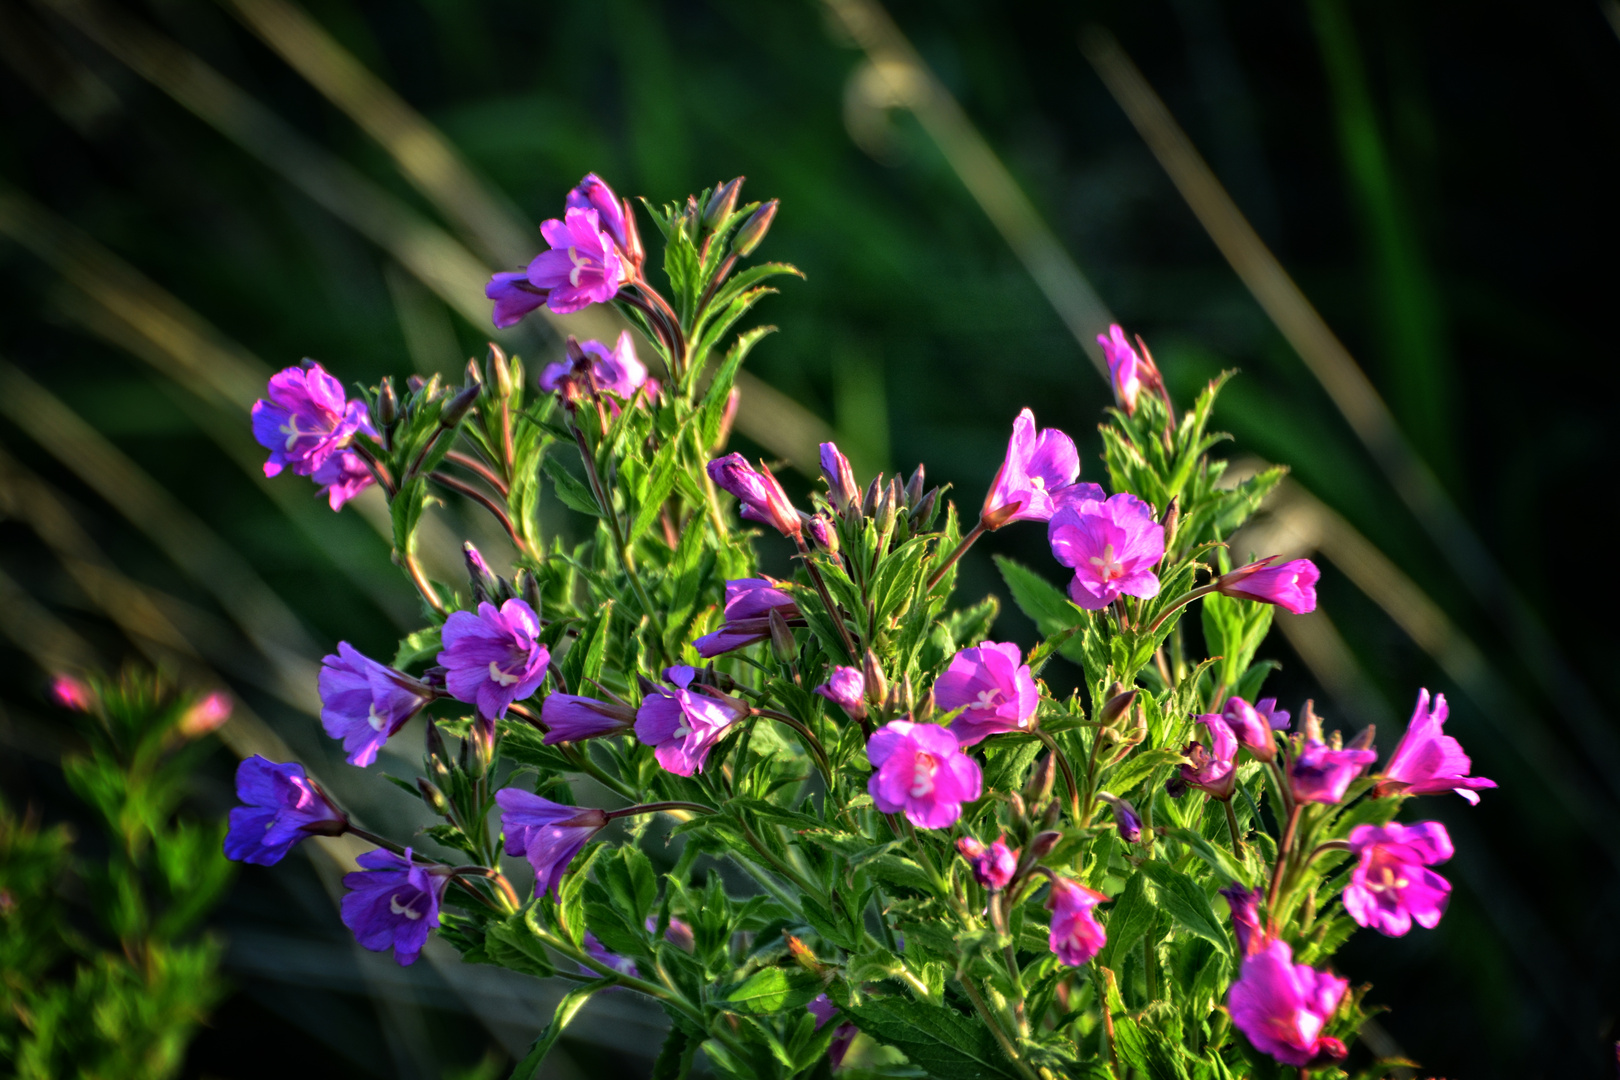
[376, 377, 399, 429]
[49, 674, 93, 712]
[732, 199, 778, 257]
[1162, 496, 1180, 549]
[862, 475, 883, 518]
[900, 673, 915, 715]
[704, 176, 744, 229]
[874, 479, 899, 536]
[425, 720, 451, 777]
[621, 197, 645, 268]
[863, 650, 888, 707]
[439, 382, 482, 428]
[1098, 793, 1142, 844]
[915, 687, 934, 723]
[1008, 792, 1028, 825]
[1025, 753, 1057, 807]
[178, 691, 232, 738]
[805, 514, 839, 555]
[465, 357, 483, 388]
[486, 342, 513, 397]
[1099, 685, 1139, 726]
[418, 776, 450, 816]
[1302, 699, 1324, 743]
[1040, 797, 1062, 830]
[905, 464, 925, 508]
[1027, 830, 1062, 861]
[768, 607, 797, 663]
[464, 542, 501, 604]
[1349, 725, 1376, 751]
[911, 487, 939, 529]
[406, 374, 426, 395]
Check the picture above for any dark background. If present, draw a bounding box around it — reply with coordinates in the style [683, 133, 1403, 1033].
[1, 0, 1617, 1076]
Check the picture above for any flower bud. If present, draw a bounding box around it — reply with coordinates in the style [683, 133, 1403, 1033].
[464, 357, 484, 389]
[417, 776, 450, 816]
[406, 374, 426, 395]
[1025, 752, 1057, 808]
[1098, 685, 1139, 727]
[49, 674, 93, 712]
[911, 487, 939, 530]
[905, 464, 925, 509]
[1026, 830, 1062, 861]
[439, 382, 482, 428]
[863, 650, 888, 707]
[704, 177, 744, 230]
[874, 478, 899, 536]
[486, 342, 513, 398]
[376, 377, 399, 430]
[732, 199, 778, 257]
[820, 442, 860, 513]
[1098, 793, 1142, 844]
[621, 197, 645, 269]
[177, 692, 232, 738]
[806, 514, 839, 555]
[464, 542, 502, 604]
[518, 569, 543, 618]
[900, 673, 915, 715]
[1301, 699, 1324, 743]
[768, 606, 797, 663]
[1008, 792, 1028, 827]
[862, 475, 883, 518]
[914, 687, 934, 723]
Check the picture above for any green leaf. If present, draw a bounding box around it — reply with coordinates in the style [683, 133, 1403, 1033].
[993, 556, 1083, 636]
[508, 979, 613, 1079]
[649, 1022, 699, 1080]
[1096, 870, 1157, 971]
[560, 600, 613, 694]
[1164, 826, 1250, 887]
[1138, 862, 1230, 955]
[714, 967, 823, 1014]
[485, 911, 556, 978]
[628, 438, 681, 545]
[1102, 747, 1187, 798]
[392, 626, 442, 670]
[542, 455, 601, 517]
[843, 996, 1020, 1080]
[863, 853, 935, 893]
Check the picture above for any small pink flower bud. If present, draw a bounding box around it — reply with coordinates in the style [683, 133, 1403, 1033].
[178, 692, 232, 738]
[49, 674, 93, 712]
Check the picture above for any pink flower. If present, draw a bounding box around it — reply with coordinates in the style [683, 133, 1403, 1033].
[957, 835, 1019, 891]
[634, 666, 749, 777]
[1376, 689, 1496, 804]
[1047, 493, 1165, 610]
[933, 641, 1040, 747]
[523, 207, 629, 315]
[437, 599, 549, 721]
[707, 454, 801, 538]
[981, 409, 1090, 527]
[820, 442, 860, 512]
[251, 361, 377, 480]
[1228, 939, 1348, 1068]
[866, 720, 982, 829]
[486, 271, 547, 329]
[310, 450, 376, 510]
[178, 691, 232, 738]
[537, 331, 649, 400]
[1289, 739, 1377, 805]
[540, 694, 637, 745]
[814, 666, 866, 720]
[1343, 821, 1453, 937]
[49, 674, 93, 711]
[1173, 714, 1239, 800]
[1222, 696, 1279, 763]
[1217, 557, 1320, 615]
[1097, 324, 1143, 414]
[496, 789, 608, 899]
[693, 578, 801, 657]
[565, 173, 629, 253]
[1220, 883, 1264, 957]
[1046, 877, 1108, 966]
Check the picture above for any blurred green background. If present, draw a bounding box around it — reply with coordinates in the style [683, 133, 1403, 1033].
[1, 0, 1616, 1076]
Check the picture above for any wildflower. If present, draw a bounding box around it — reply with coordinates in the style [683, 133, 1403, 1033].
[1343, 821, 1453, 937]
[866, 720, 982, 829]
[693, 578, 801, 657]
[582, 931, 639, 979]
[807, 994, 858, 1068]
[1217, 556, 1320, 615]
[251, 361, 377, 480]
[538, 331, 649, 400]
[1046, 877, 1108, 966]
[1228, 939, 1348, 1068]
[318, 643, 437, 767]
[1254, 697, 1291, 730]
[957, 834, 1018, 891]
[178, 691, 233, 738]
[49, 674, 92, 711]
[523, 206, 629, 315]
[486, 271, 548, 329]
[933, 641, 1040, 747]
[1290, 738, 1377, 805]
[1376, 689, 1496, 804]
[634, 666, 749, 776]
[1222, 696, 1280, 763]
[496, 789, 608, 899]
[1173, 713, 1239, 800]
[815, 666, 866, 720]
[340, 848, 451, 966]
[1047, 493, 1165, 610]
[707, 454, 801, 538]
[981, 409, 1089, 527]
[820, 442, 860, 512]
[437, 599, 549, 721]
[1220, 883, 1264, 957]
[540, 693, 637, 745]
[565, 173, 629, 252]
[310, 449, 375, 510]
[805, 514, 837, 553]
[224, 756, 345, 865]
[1099, 793, 1142, 843]
[1098, 324, 1143, 414]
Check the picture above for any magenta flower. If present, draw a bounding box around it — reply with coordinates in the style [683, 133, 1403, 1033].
[957, 835, 1018, 891]
[251, 361, 377, 480]
[1047, 493, 1165, 610]
[318, 643, 437, 767]
[49, 674, 93, 711]
[540, 693, 637, 745]
[1376, 689, 1496, 804]
[1100, 793, 1142, 843]
[933, 641, 1040, 747]
[1173, 714, 1239, 800]
[1217, 556, 1320, 614]
[1098, 324, 1143, 414]
[1222, 696, 1280, 763]
[1228, 939, 1348, 1068]
[634, 666, 749, 777]
[808, 994, 858, 1068]
[1220, 883, 1264, 957]
[538, 331, 649, 400]
[310, 449, 376, 510]
[178, 691, 233, 738]
[1046, 877, 1108, 966]
[437, 599, 549, 721]
[707, 454, 801, 538]
[815, 666, 866, 720]
[1343, 821, 1453, 937]
[1290, 739, 1378, 805]
[1254, 697, 1291, 730]
[693, 577, 801, 657]
[565, 173, 629, 252]
[496, 788, 608, 899]
[340, 848, 451, 967]
[820, 442, 860, 512]
[981, 409, 1085, 527]
[224, 756, 345, 865]
[523, 207, 629, 315]
[866, 720, 982, 829]
[486, 271, 548, 329]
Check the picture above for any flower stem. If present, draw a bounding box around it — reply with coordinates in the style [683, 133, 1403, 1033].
[925, 519, 987, 592]
[1266, 802, 1302, 932]
[1223, 797, 1246, 861]
[400, 549, 445, 614]
[1146, 582, 1217, 634]
[428, 471, 526, 553]
[795, 540, 859, 662]
[753, 708, 834, 788]
[445, 448, 509, 495]
[570, 423, 666, 652]
[603, 801, 716, 820]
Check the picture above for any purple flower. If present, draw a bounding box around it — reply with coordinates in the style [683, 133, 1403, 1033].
[318, 643, 437, 767]
[1046, 877, 1108, 966]
[635, 666, 749, 776]
[805, 514, 837, 553]
[1222, 696, 1280, 763]
[340, 848, 450, 966]
[1174, 714, 1239, 800]
[1343, 821, 1453, 937]
[1290, 739, 1378, 805]
[486, 271, 548, 329]
[814, 666, 866, 721]
[808, 994, 858, 1067]
[1254, 698, 1291, 730]
[1098, 324, 1143, 414]
[1100, 793, 1142, 844]
[538, 331, 649, 400]
[310, 449, 375, 510]
[522, 206, 629, 315]
[224, 756, 345, 865]
[957, 835, 1018, 891]
[1220, 883, 1264, 957]
[933, 641, 1040, 747]
[496, 788, 608, 899]
[820, 442, 860, 512]
[566, 173, 629, 252]
[693, 578, 801, 657]
[1228, 939, 1348, 1068]
[541, 693, 637, 745]
[1047, 493, 1165, 610]
[251, 361, 376, 480]
[707, 454, 801, 538]
[866, 720, 982, 829]
[648, 915, 695, 951]
[1376, 689, 1496, 804]
[437, 599, 549, 721]
[581, 930, 639, 979]
[982, 409, 1084, 527]
[1217, 557, 1320, 615]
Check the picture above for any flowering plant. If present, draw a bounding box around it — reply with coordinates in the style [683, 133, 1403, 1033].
[234, 174, 1491, 1079]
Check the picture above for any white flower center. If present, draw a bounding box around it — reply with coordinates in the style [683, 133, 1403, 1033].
[972, 688, 1004, 711]
[390, 894, 422, 920]
[909, 752, 938, 799]
[1088, 543, 1125, 582]
[671, 724, 692, 741]
[1029, 475, 1046, 491]
[1364, 863, 1409, 894]
[567, 245, 587, 287]
[279, 416, 316, 451]
[366, 704, 389, 732]
[488, 661, 521, 687]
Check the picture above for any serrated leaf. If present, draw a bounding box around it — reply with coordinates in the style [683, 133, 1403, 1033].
[508, 979, 613, 1079]
[1137, 861, 1229, 955]
[1096, 870, 1157, 971]
[714, 967, 823, 1014]
[1103, 747, 1187, 797]
[392, 626, 442, 670]
[485, 910, 556, 978]
[1164, 826, 1250, 887]
[863, 853, 935, 893]
[844, 996, 1020, 1080]
[628, 438, 681, 545]
[993, 556, 1083, 636]
[542, 454, 601, 516]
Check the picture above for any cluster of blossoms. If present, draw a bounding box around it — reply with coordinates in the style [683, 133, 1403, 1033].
[228, 171, 1490, 1077]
